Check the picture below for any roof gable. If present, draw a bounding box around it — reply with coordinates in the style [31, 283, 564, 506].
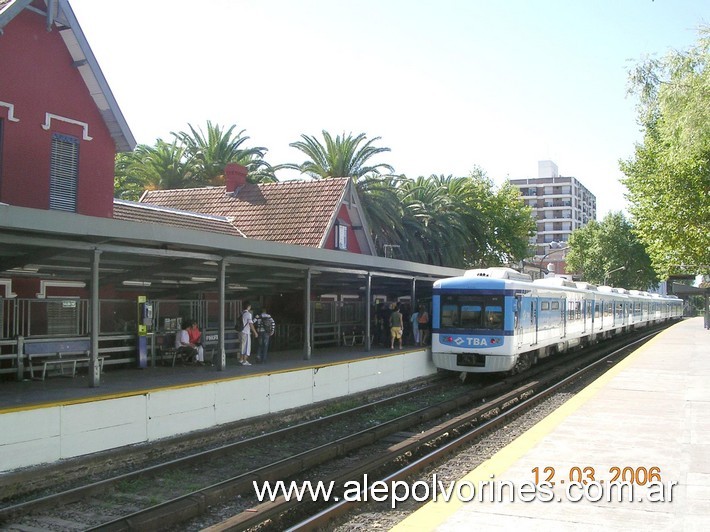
[139, 178, 375, 253]
[0, 0, 135, 152]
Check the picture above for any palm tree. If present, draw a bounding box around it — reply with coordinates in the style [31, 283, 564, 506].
[286, 131, 395, 180]
[358, 173, 407, 255]
[174, 121, 276, 184]
[114, 140, 198, 199]
[396, 175, 482, 267]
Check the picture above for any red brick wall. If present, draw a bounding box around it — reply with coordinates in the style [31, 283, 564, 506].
[0, 10, 116, 217]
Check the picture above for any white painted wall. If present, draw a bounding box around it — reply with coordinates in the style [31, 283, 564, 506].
[0, 350, 436, 472]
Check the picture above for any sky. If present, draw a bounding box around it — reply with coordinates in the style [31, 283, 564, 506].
[68, 0, 709, 216]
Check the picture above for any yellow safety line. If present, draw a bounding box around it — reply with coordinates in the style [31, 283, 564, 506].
[391, 331, 667, 531]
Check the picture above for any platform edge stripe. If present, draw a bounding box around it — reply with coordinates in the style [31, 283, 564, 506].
[390, 325, 675, 531]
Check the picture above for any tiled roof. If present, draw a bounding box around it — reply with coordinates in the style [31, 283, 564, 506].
[139, 178, 350, 247]
[113, 200, 245, 238]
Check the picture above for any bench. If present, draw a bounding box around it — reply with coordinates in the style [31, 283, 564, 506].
[158, 333, 203, 368]
[342, 330, 366, 346]
[156, 334, 181, 367]
[24, 340, 105, 381]
[158, 332, 217, 367]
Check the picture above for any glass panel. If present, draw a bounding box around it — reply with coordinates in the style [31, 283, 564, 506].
[460, 305, 482, 328]
[440, 294, 504, 330]
[483, 306, 503, 329]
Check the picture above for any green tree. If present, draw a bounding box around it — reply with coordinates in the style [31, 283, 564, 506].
[175, 121, 276, 184]
[391, 171, 533, 268]
[357, 174, 406, 256]
[468, 171, 535, 266]
[114, 140, 197, 200]
[566, 212, 657, 289]
[287, 131, 395, 179]
[395, 175, 476, 265]
[620, 27, 710, 278]
[115, 121, 276, 199]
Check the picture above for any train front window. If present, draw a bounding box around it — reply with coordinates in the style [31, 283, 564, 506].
[440, 294, 504, 330]
[460, 305, 482, 328]
[484, 306, 503, 329]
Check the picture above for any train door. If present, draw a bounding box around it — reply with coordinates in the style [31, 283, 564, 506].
[600, 300, 606, 331]
[515, 295, 524, 349]
[561, 298, 567, 338]
[588, 299, 595, 333]
[531, 298, 538, 345]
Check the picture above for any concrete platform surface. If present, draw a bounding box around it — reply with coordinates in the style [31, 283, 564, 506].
[393, 317, 709, 531]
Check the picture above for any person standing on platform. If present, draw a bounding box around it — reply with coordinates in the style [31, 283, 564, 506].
[237, 301, 258, 366]
[255, 307, 276, 363]
[390, 304, 403, 350]
[410, 307, 421, 346]
[418, 305, 430, 345]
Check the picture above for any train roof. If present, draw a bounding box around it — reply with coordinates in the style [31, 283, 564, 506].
[463, 267, 532, 282]
[533, 277, 578, 289]
[435, 269, 683, 303]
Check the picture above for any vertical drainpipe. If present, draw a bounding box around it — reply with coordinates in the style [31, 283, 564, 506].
[89, 249, 101, 387]
[304, 268, 312, 359]
[365, 273, 372, 352]
[218, 259, 227, 370]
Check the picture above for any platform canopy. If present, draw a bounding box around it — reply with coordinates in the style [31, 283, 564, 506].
[0, 203, 464, 299]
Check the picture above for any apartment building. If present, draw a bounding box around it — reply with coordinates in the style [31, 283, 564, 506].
[510, 161, 597, 273]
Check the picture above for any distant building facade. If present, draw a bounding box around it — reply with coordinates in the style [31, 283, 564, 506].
[510, 161, 597, 277]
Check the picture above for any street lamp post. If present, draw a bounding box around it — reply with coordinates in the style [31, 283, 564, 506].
[538, 241, 569, 278]
[603, 265, 626, 286]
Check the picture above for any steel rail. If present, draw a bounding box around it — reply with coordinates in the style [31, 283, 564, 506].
[287, 330, 661, 531]
[94, 329, 661, 531]
[0, 377, 447, 522]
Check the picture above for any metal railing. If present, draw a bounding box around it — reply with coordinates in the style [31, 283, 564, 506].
[1, 297, 375, 378]
[0, 333, 137, 378]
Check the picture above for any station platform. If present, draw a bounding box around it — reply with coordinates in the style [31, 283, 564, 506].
[0, 343, 433, 472]
[392, 317, 709, 531]
[0, 344, 408, 412]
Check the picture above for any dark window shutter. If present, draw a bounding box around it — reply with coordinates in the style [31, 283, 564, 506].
[50, 133, 79, 212]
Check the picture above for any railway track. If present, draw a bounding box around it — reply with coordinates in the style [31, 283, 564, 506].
[0, 328, 665, 531]
[205, 330, 663, 531]
[0, 377, 471, 529]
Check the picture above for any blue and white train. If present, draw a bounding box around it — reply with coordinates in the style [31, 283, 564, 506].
[431, 267, 683, 374]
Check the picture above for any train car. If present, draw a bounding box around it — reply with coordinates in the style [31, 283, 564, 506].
[431, 267, 682, 374]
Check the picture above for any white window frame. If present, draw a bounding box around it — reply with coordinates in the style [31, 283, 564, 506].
[334, 220, 348, 250]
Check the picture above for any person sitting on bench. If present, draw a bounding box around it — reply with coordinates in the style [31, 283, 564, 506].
[187, 319, 205, 364]
[175, 321, 202, 365]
